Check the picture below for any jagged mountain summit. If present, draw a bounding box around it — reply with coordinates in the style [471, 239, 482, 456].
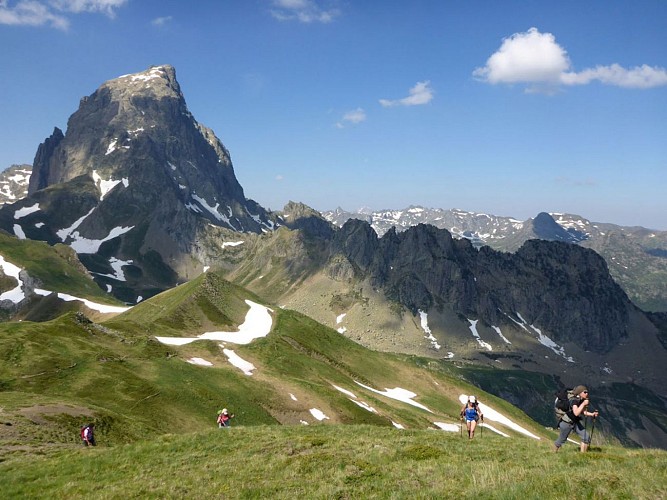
[0, 65, 281, 303]
[323, 206, 667, 311]
[0, 164, 31, 205]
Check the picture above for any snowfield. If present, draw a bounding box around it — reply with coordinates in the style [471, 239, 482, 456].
[155, 300, 273, 346]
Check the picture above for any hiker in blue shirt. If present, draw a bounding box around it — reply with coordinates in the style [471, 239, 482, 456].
[554, 385, 599, 453]
[460, 396, 483, 439]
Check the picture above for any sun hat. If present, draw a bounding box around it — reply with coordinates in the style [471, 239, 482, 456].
[468, 396, 476, 403]
[222, 408, 228, 415]
[572, 386, 588, 396]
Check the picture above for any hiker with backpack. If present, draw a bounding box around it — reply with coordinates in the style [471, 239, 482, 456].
[217, 408, 234, 428]
[553, 385, 599, 453]
[81, 423, 96, 446]
[460, 396, 483, 439]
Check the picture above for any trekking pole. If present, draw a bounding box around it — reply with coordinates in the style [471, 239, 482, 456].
[480, 416, 484, 438]
[460, 416, 463, 438]
[589, 415, 597, 446]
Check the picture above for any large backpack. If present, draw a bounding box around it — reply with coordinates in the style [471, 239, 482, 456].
[80, 425, 88, 440]
[554, 388, 575, 424]
[461, 399, 481, 421]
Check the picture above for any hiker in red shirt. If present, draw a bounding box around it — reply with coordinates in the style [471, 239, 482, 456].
[81, 423, 96, 446]
[217, 408, 234, 428]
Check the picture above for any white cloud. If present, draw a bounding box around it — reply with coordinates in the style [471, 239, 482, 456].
[0, 0, 69, 29]
[50, 0, 127, 17]
[474, 27, 667, 92]
[336, 107, 366, 128]
[379, 81, 434, 107]
[473, 28, 570, 86]
[270, 0, 339, 24]
[0, 0, 126, 30]
[561, 63, 667, 89]
[151, 15, 172, 27]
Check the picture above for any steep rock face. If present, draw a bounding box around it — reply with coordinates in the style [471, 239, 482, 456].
[332, 220, 631, 353]
[380, 225, 477, 314]
[333, 219, 381, 273]
[29, 128, 64, 193]
[29, 65, 263, 230]
[2, 65, 279, 302]
[475, 240, 630, 352]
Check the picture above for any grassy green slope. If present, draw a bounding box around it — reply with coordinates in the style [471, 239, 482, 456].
[0, 311, 278, 452]
[1, 272, 552, 463]
[1, 425, 665, 499]
[105, 272, 251, 336]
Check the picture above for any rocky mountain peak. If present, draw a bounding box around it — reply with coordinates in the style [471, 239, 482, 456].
[29, 65, 212, 193]
[111, 65, 182, 99]
[531, 212, 583, 243]
[3, 65, 279, 303]
[279, 201, 334, 239]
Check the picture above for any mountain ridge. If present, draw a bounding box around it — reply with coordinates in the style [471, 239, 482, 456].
[323, 206, 667, 312]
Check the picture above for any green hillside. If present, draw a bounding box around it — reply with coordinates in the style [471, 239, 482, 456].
[1, 272, 550, 457]
[1, 425, 665, 498]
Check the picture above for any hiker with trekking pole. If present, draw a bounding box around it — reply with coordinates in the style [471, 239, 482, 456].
[553, 385, 599, 453]
[460, 396, 483, 439]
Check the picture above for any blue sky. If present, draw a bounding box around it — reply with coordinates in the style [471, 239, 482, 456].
[1, 1, 666, 229]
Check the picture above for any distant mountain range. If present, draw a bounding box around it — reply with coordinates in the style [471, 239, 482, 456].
[1, 65, 665, 448]
[323, 207, 667, 312]
[3, 164, 665, 312]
